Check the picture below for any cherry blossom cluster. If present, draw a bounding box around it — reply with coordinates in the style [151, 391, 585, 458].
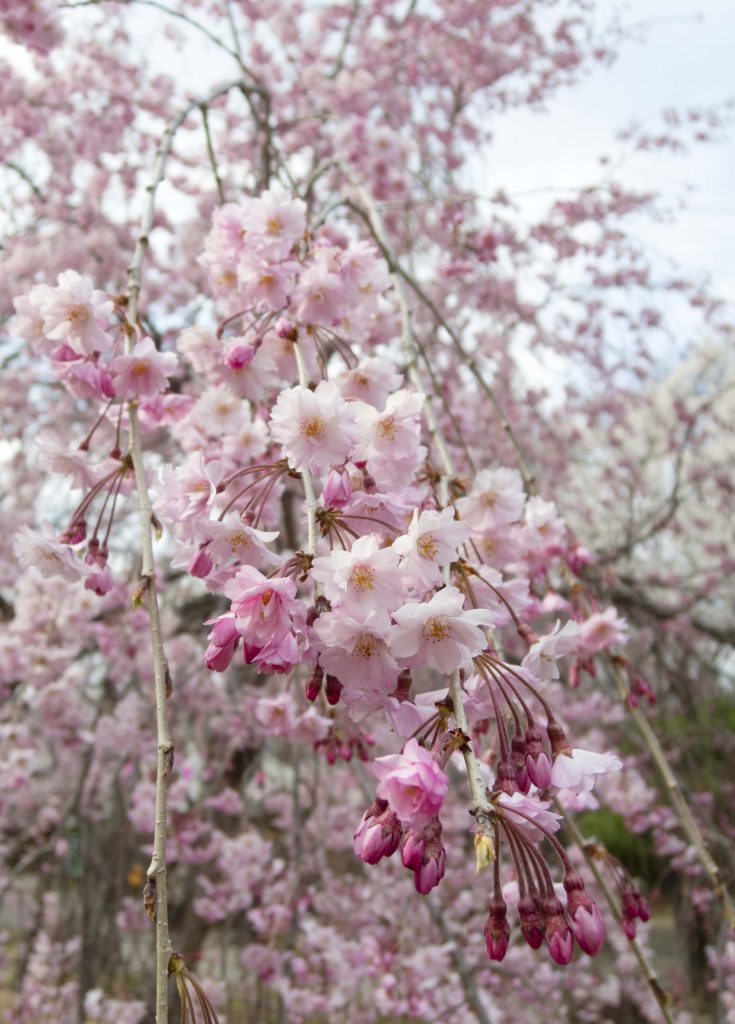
[149, 188, 630, 967]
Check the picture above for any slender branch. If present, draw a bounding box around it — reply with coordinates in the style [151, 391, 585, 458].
[122, 78, 242, 1024]
[424, 896, 493, 1024]
[559, 804, 678, 1024]
[200, 104, 226, 204]
[293, 341, 318, 556]
[355, 174, 735, 929]
[342, 175, 493, 831]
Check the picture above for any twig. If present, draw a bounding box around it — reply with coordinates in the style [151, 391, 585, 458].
[341, 175, 493, 830]
[123, 78, 243, 1024]
[293, 341, 318, 556]
[424, 896, 493, 1024]
[559, 805, 678, 1024]
[200, 104, 226, 204]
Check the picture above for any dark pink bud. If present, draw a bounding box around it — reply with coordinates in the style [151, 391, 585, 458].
[101, 371, 116, 399]
[322, 468, 352, 508]
[224, 341, 256, 368]
[543, 897, 574, 965]
[188, 545, 213, 579]
[525, 750, 551, 790]
[325, 674, 342, 706]
[354, 800, 402, 864]
[85, 565, 114, 596]
[484, 895, 510, 962]
[623, 917, 637, 940]
[569, 900, 605, 957]
[401, 830, 425, 871]
[204, 639, 237, 672]
[414, 845, 445, 894]
[305, 665, 323, 702]
[61, 521, 86, 545]
[495, 760, 518, 796]
[518, 895, 544, 949]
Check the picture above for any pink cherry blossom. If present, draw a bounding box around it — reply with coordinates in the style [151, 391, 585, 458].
[109, 337, 179, 399]
[372, 738, 448, 829]
[577, 607, 629, 657]
[311, 534, 405, 612]
[456, 467, 526, 530]
[38, 270, 113, 355]
[390, 587, 493, 674]
[269, 381, 359, 474]
[312, 607, 399, 702]
[14, 522, 90, 582]
[521, 619, 580, 682]
[551, 748, 623, 794]
[392, 507, 470, 591]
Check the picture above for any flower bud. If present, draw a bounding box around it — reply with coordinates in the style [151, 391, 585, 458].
[224, 341, 256, 368]
[401, 830, 425, 871]
[354, 800, 402, 865]
[325, 674, 342, 705]
[304, 665, 323, 702]
[543, 896, 574, 965]
[188, 545, 213, 579]
[484, 895, 510, 962]
[321, 468, 352, 508]
[518, 894, 544, 950]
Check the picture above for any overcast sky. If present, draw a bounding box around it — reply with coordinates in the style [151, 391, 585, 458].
[489, 0, 735, 302]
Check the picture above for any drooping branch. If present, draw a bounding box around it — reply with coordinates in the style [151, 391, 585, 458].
[123, 78, 244, 1024]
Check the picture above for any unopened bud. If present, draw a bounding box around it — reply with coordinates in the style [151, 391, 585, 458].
[474, 831, 495, 874]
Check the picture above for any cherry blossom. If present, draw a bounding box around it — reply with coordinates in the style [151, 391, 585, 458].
[391, 587, 494, 674]
[372, 739, 448, 829]
[270, 381, 359, 473]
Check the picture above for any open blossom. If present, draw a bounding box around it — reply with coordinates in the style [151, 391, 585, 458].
[521, 619, 580, 682]
[312, 608, 399, 700]
[336, 357, 402, 409]
[392, 507, 469, 591]
[237, 252, 297, 311]
[204, 521, 279, 570]
[269, 381, 358, 473]
[551, 748, 623, 795]
[456, 467, 526, 530]
[15, 522, 90, 582]
[496, 791, 562, 837]
[293, 256, 349, 325]
[224, 565, 308, 671]
[577, 607, 628, 657]
[37, 270, 113, 355]
[390, 586, 493, 674]
[311, 534, 405, 612]
[109, 337, 179, 399]
[372, 738, 448, 829]
[238, 188, 306, 261]
[353, 389, 424, 461]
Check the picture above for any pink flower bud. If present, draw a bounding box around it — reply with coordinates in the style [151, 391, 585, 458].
[414, 846, 446, 894]
[84, 564, 114, 596]
[569, 899, 605, 957]
[204, 639, 237, 672]
[354, 800, 402, 865]
[188, 545, 213, 579]
[304, 665, 323, 702]
[224, 341, 256, 368]
[484, 895, 510, 962]
[401, 830, 425, 871]
[321, 468, 352, 508]
[518, 895, 544, 950]
[60, 520, 86, 545]
[543, 897, 574, 965]
[325, 674, 342, 705]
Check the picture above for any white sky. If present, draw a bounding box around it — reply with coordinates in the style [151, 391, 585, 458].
[489, 0, 735, 302]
